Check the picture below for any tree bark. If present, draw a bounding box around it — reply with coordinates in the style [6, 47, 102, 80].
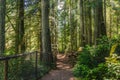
[0, 0, 6, 55]
[80, 0, 85, 46]
[94, 0, 107, 45]
[41, 0, 53, 67]
[88, 0, 92, 45]
[15, 0, 25, 54]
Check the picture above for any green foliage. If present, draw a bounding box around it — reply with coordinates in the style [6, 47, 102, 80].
[87, 63, 108, 80]
[105, 54, 120, 79]
[76, 48, 95, 68]
[5, 47, 15, 55]
[104, 40, 120, 79]
[0, 62, 4, 80]
[38, 65, 50, 77]
[73, 46, 109, 79]
[73, 61, 108, 79]
[73, 37, 120, 79]
[93, 44, 110, 65]
[106, 62, 120, 79]
[73, 37, 111, 79]
[76, 41, 110, 68]
[73, 64, 90, 78]
[7, 58, 36, 80]
[0, 57, 50, 80]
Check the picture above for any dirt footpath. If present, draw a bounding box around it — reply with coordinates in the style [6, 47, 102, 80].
[40, 54, 75, 80]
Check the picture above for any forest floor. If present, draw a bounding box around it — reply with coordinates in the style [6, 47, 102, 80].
[40, 54, 75, 80]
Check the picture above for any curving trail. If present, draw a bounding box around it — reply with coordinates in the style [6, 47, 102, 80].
[40, 54, 75, 80]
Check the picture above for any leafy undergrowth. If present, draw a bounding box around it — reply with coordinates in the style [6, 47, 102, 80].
[0, 57, 50, 80]
[73, 37, 120, 80]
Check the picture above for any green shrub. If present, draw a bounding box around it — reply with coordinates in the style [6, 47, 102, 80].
[38, 65, 50, 77]
[76, 44, 110, 68]
[106, 54, 120, 79]
[73, 63, 108, 79]
[7, 58, 36, 80]
[93, 44, 110, 65]
[106, 62, 120, 79]
[87, 63, 108, 80]
[73, 37, 120, 79]
[73, 64, 90, 78]
[76, 48, 94, 68]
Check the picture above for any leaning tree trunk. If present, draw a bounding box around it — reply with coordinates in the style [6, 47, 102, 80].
[41, 0, 53, 68]
[0, 0, 6, 55]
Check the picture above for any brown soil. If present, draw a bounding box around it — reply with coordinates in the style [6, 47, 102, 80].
[40, 54, 75, 80]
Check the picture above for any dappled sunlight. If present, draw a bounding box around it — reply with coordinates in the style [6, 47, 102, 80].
[41, 54, 75, 80]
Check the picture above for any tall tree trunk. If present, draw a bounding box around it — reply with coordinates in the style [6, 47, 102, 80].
[41, 0, 53, 67]
[94, 0, 107, 45]
[0, 0, 6, 55]
[80, 0, 85, 46]
[104, 0, 106, 28]
[39, 1, 42, 61]
[63, 17, 66, 51]
[15, 0, 25, 54]
[88, 0, 92, 46]
[69, 0, 73, 51]
[19, 0, 25, 53]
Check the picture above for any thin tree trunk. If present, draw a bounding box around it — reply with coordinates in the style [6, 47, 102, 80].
[109, 8, 112, 38]
[69, 0, 73, 51]
[64, 1, 66, 50]
[116, 15, 119, 35]
[104, 0, 106, 28]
